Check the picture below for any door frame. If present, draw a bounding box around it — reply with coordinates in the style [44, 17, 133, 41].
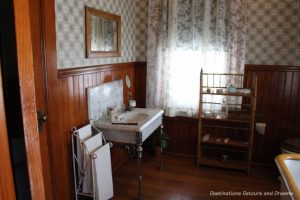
[13, 0, 46, 199]
[30, 0, 55, 198]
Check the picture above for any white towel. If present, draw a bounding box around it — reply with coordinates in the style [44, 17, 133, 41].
[77, 124, 93, 140]
[76, 124, 93, 194]
[83, 133, 103, 194]
[77, 124, 93, 170]
[93, 143, 114, 200]
[85, 133, 103, 153]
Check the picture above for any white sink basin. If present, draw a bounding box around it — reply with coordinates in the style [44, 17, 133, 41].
[115, 112, 149, 123]
[284, 160, 300, 189]
[276, 154, 300, 200]
[93, 108, 164, 144]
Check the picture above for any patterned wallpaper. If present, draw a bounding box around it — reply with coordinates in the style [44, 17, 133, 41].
[246, 0, 300, 66]
[55, 0, 143, 68]
[135, 0, 148, 61]
[55, 0, 300, 68]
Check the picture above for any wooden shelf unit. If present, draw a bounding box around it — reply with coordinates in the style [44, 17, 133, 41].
[200, 115, 252, 123]
[197, 70, 257, 174]
[201, 137, 249, 148]
[203, 91, 253, 97]
[198, 157, 248, 171]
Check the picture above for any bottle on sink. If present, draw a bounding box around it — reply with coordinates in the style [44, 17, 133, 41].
[107, 106, 118, 122]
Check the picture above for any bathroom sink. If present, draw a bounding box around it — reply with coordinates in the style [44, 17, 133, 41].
[87, 80, 163, 144]
[87, 80, 164, 200]
[115, 112, 149, 123]
[93, 108, 164, 144]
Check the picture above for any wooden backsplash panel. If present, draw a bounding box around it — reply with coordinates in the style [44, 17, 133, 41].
[245, 65, 300, 163]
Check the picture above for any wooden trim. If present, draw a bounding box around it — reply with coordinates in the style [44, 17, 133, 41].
[43, 0, 69, 197]
[13, 0, 46, 199]
[0, 59, 16, 200]
[245, 64, 300, 72]
[57, 62, 136, 78]
[30, 0, 55, 198]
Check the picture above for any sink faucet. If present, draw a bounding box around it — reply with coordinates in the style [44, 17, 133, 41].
[122, 92, 132, 112]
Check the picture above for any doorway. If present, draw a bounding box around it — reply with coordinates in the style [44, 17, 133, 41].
[0, 1, 31, 199]
[0, 0, 47, 199]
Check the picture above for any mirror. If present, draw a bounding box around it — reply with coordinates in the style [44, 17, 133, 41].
[125, 75, 131, 89]
[85, 6, 121, 58]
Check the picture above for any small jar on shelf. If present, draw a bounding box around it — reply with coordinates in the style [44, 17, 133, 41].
[220, 98, 228, 118]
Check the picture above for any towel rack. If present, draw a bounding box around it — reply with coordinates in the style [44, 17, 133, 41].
[71, 124, 113, 200]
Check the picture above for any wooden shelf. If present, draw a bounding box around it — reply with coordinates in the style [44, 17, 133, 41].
[198, 157, 248, 171]
[202, 101, 252, 107]
[198, 70, 257, 173]
[201, 137, 248, 148]
[203, 91, 252, 97]
[201, 146, 249, 153]
[202, 124, 249, 131]
[201, 115, 251, 123]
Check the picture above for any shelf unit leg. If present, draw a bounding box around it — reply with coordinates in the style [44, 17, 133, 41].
[136, 132, 143, 200]
[160, 124, 163, 170]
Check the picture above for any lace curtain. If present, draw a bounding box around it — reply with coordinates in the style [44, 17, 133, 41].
[147, 0, 248, 117]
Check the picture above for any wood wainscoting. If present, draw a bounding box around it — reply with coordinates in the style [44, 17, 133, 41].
[245, 64, 300, 163]
[164, 116, 199, 156]
[41, 0, 149, 198]
[164, 65, 300, 165]
[135, 62, 147, 108]
[57, 62, 137, 168]
[50, 62, 146, 198]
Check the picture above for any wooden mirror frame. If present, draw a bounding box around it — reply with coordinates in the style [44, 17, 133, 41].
[85, 6, 121, 58]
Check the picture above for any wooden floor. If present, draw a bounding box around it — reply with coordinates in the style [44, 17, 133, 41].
[113, 154, 281, 200]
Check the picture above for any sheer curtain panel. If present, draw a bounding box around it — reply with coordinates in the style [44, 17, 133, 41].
[147, 0, 247, 117]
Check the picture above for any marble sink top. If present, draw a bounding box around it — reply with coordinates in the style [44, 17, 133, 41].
[115, 112, 149, 123]
[93, 108, 164, 144]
